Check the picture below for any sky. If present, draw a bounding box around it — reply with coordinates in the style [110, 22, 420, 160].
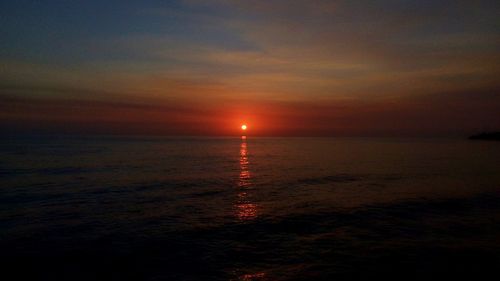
[1, 0, 499, 136]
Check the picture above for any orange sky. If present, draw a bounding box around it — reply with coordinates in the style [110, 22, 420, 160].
[1, 1, 499, 136]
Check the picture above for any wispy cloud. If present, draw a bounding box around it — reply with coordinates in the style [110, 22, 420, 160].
[1, 0, 499, 135]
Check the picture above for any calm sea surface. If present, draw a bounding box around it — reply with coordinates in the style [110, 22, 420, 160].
[1, 136, 500, 280]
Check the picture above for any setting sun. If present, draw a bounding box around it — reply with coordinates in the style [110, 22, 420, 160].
[241, 124, 247, 131]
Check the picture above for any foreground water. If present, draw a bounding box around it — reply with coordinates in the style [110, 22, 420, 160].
[1, 136, 500, 280]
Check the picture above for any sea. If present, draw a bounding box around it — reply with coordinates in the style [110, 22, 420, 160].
[1, 135, 500, 280]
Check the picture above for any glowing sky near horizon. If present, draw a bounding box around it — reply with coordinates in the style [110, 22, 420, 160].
[1, 0, 499, 136]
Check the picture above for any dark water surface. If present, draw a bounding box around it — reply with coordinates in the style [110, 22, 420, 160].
[1, 136, 500, 280]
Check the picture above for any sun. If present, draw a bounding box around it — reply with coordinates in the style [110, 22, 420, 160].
[241, 124, 247, 131]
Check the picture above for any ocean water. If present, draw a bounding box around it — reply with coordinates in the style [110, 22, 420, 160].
[1, 136, 500, 280]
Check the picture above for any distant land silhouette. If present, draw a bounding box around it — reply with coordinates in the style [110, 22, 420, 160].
[469, 132, 500, 141]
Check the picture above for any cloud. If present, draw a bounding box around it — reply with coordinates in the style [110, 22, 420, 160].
[1, 0, 499, 135]
[2, 85, 499, 136]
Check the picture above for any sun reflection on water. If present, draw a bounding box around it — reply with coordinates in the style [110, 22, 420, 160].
[235, 137, 257, 221]
[239, 272, 266, 280]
